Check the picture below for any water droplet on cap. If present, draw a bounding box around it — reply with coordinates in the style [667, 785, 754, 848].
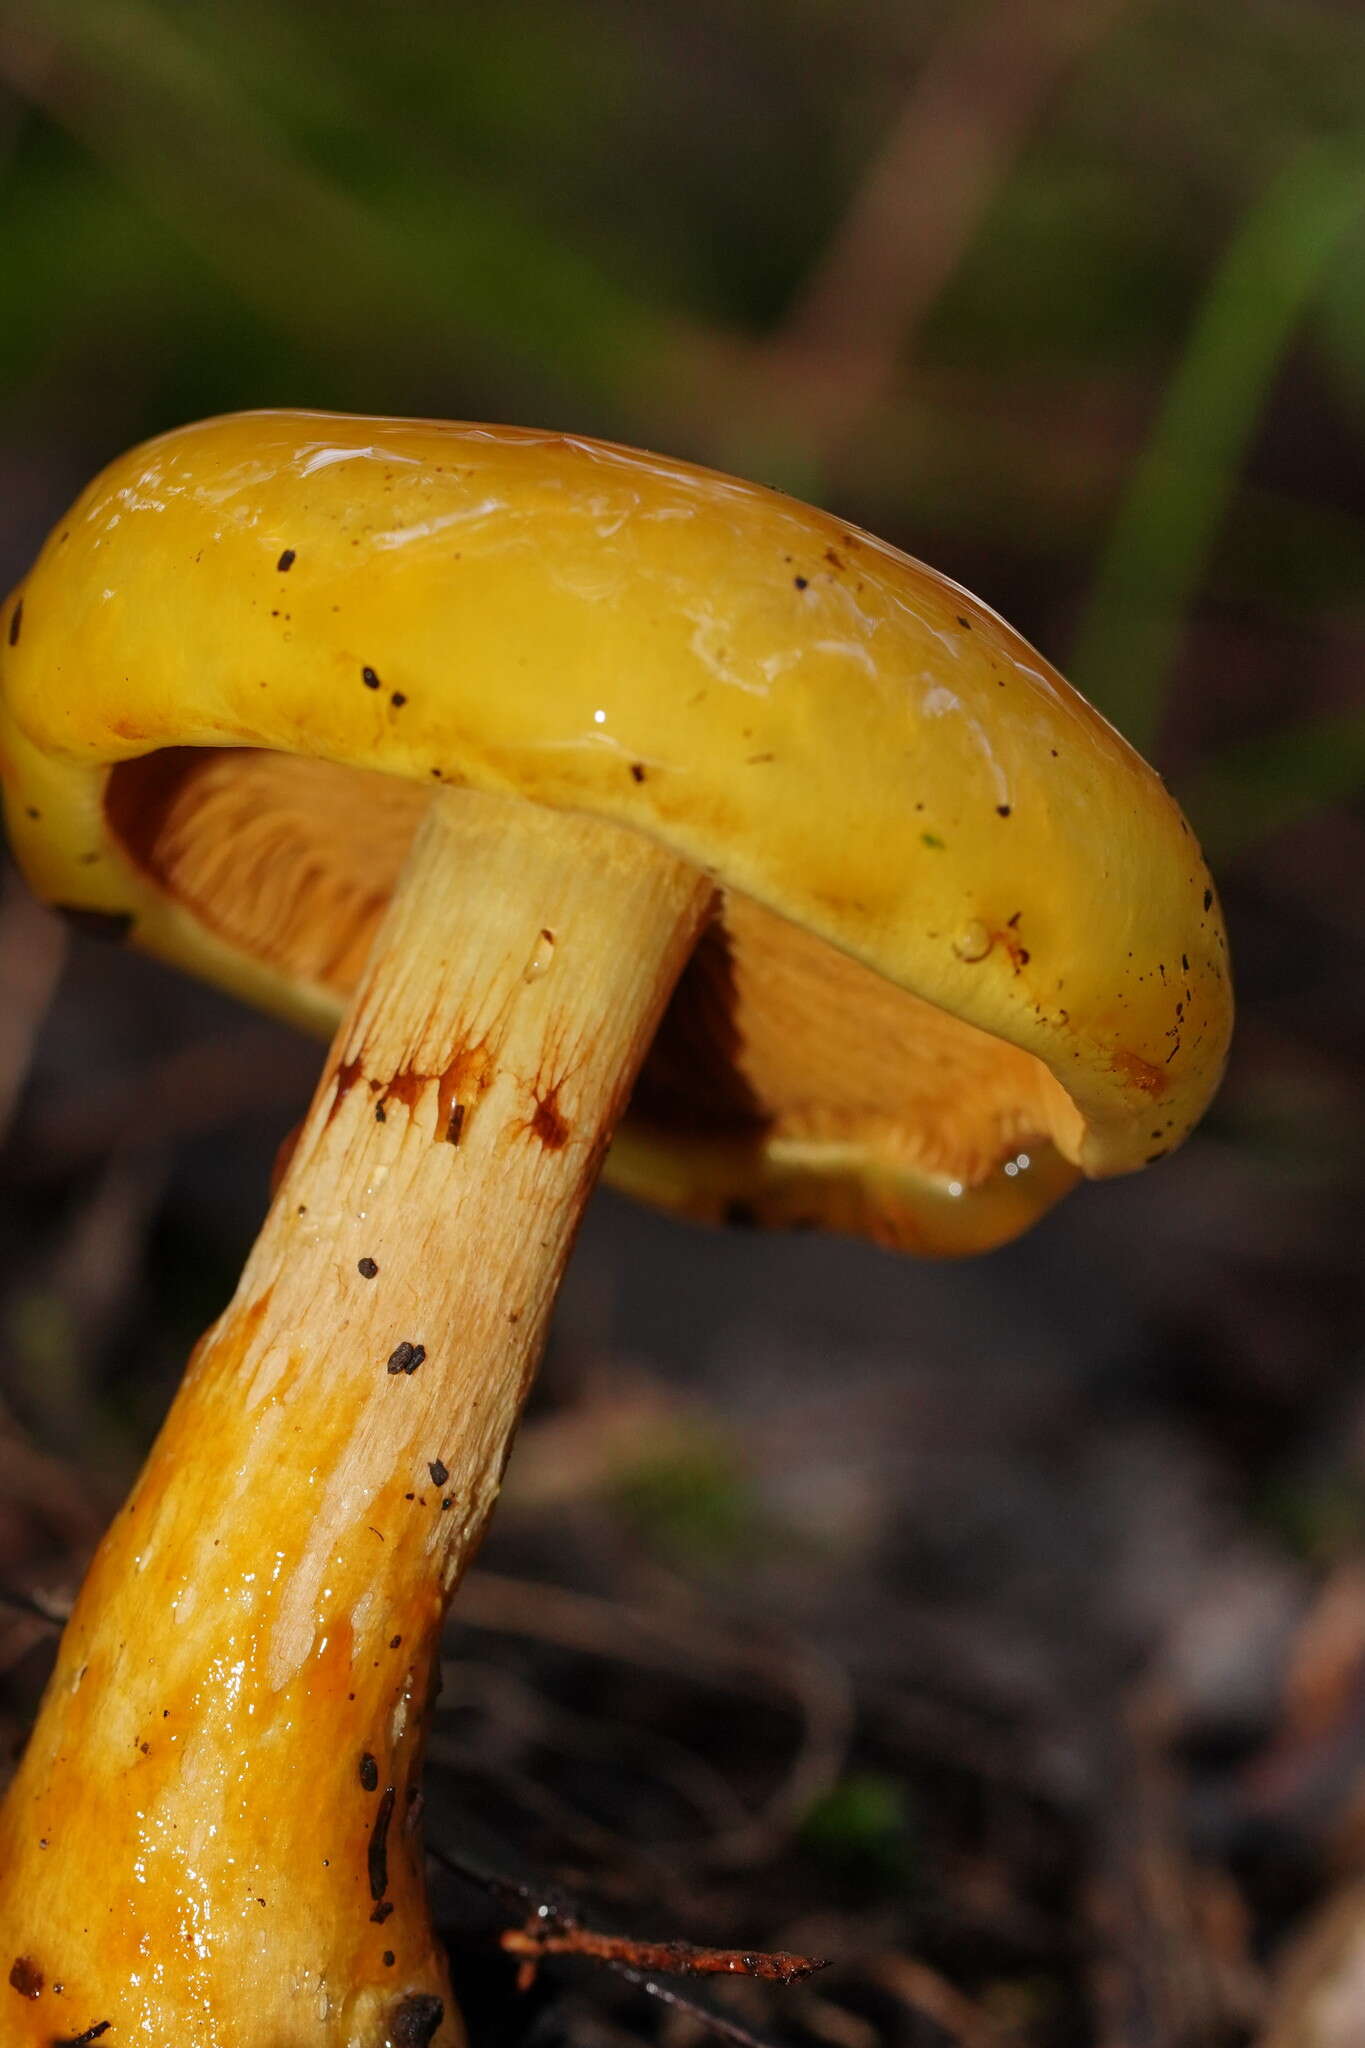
[953, 920, 992, 963]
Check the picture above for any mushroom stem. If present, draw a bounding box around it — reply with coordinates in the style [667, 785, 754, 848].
[0, 788, 712, 2047]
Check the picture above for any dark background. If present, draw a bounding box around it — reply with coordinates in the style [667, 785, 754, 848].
[1, 4, 1364, 2043]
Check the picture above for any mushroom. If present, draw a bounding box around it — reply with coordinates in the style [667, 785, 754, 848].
[0, 412, 1231, 2044]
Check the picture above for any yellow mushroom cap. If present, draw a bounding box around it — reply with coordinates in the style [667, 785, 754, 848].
[0, 410, 1231, 1255]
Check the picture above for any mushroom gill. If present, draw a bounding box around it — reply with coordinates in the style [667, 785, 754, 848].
[105, 747, 1085, 1201]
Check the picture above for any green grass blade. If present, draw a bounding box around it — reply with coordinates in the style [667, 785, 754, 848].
[1070, 139, 1365, 756]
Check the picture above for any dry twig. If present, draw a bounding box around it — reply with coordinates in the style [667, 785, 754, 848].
[731, 0, 1135, 468]
[433, 1841, 823, 2048]
[501, 1921, 824, 1989]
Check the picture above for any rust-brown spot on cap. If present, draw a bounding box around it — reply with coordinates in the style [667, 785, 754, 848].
[8, 1955, 42, 1998]
[1112, 1048, 1169, 1098]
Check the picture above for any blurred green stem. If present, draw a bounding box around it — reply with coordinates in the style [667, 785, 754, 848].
[1071, 139, 1365, 757]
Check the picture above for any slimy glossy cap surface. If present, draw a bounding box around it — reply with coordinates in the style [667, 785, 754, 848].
[0, 411, 1232, 1253]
